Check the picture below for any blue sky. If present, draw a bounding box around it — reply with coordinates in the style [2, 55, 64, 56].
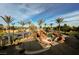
[0, 3, 79, 27]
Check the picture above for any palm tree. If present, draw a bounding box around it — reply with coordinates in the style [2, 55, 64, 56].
[37, 18, 45, 28]
[18, 20, 26, 38]
[11, 23, 15, 43]
[0, 36, 3, 46]
[44, 23, 47, 28]
[50, 23, 53, 28]
[27, 20, 32, 27]
[56, 17, 64, 32]
[0, 16, 13, 45]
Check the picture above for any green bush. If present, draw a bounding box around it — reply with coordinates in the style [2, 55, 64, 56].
[66, 31, 79, 36]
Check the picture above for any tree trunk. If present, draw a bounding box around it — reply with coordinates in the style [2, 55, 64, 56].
[6, 26, 7, 33]
[0, 39, 3, 46]
[40, 25, 42, 28]
[59, 23, 60, 33]
[7, 23, 11, 45]
[12, 25, 14, 44]
[22, 25, 25, 39]
[51, 25, 52, 29]
[23, 27, 25, 39]
[2, 27, 5, 33]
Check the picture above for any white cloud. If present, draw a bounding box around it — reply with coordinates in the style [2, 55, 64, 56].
[0, 4, 46, 25]
[18, 4, 45, 17]
[61, 10, 79, 21]
[46, 10, 79, 26]
[62, 10, 79, 26]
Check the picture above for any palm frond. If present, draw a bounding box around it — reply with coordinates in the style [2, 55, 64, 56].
[0, 16, 13, 24]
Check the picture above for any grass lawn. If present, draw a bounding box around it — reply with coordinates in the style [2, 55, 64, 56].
[0, 30, 3, 33]
[0, 30, 5, 36]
